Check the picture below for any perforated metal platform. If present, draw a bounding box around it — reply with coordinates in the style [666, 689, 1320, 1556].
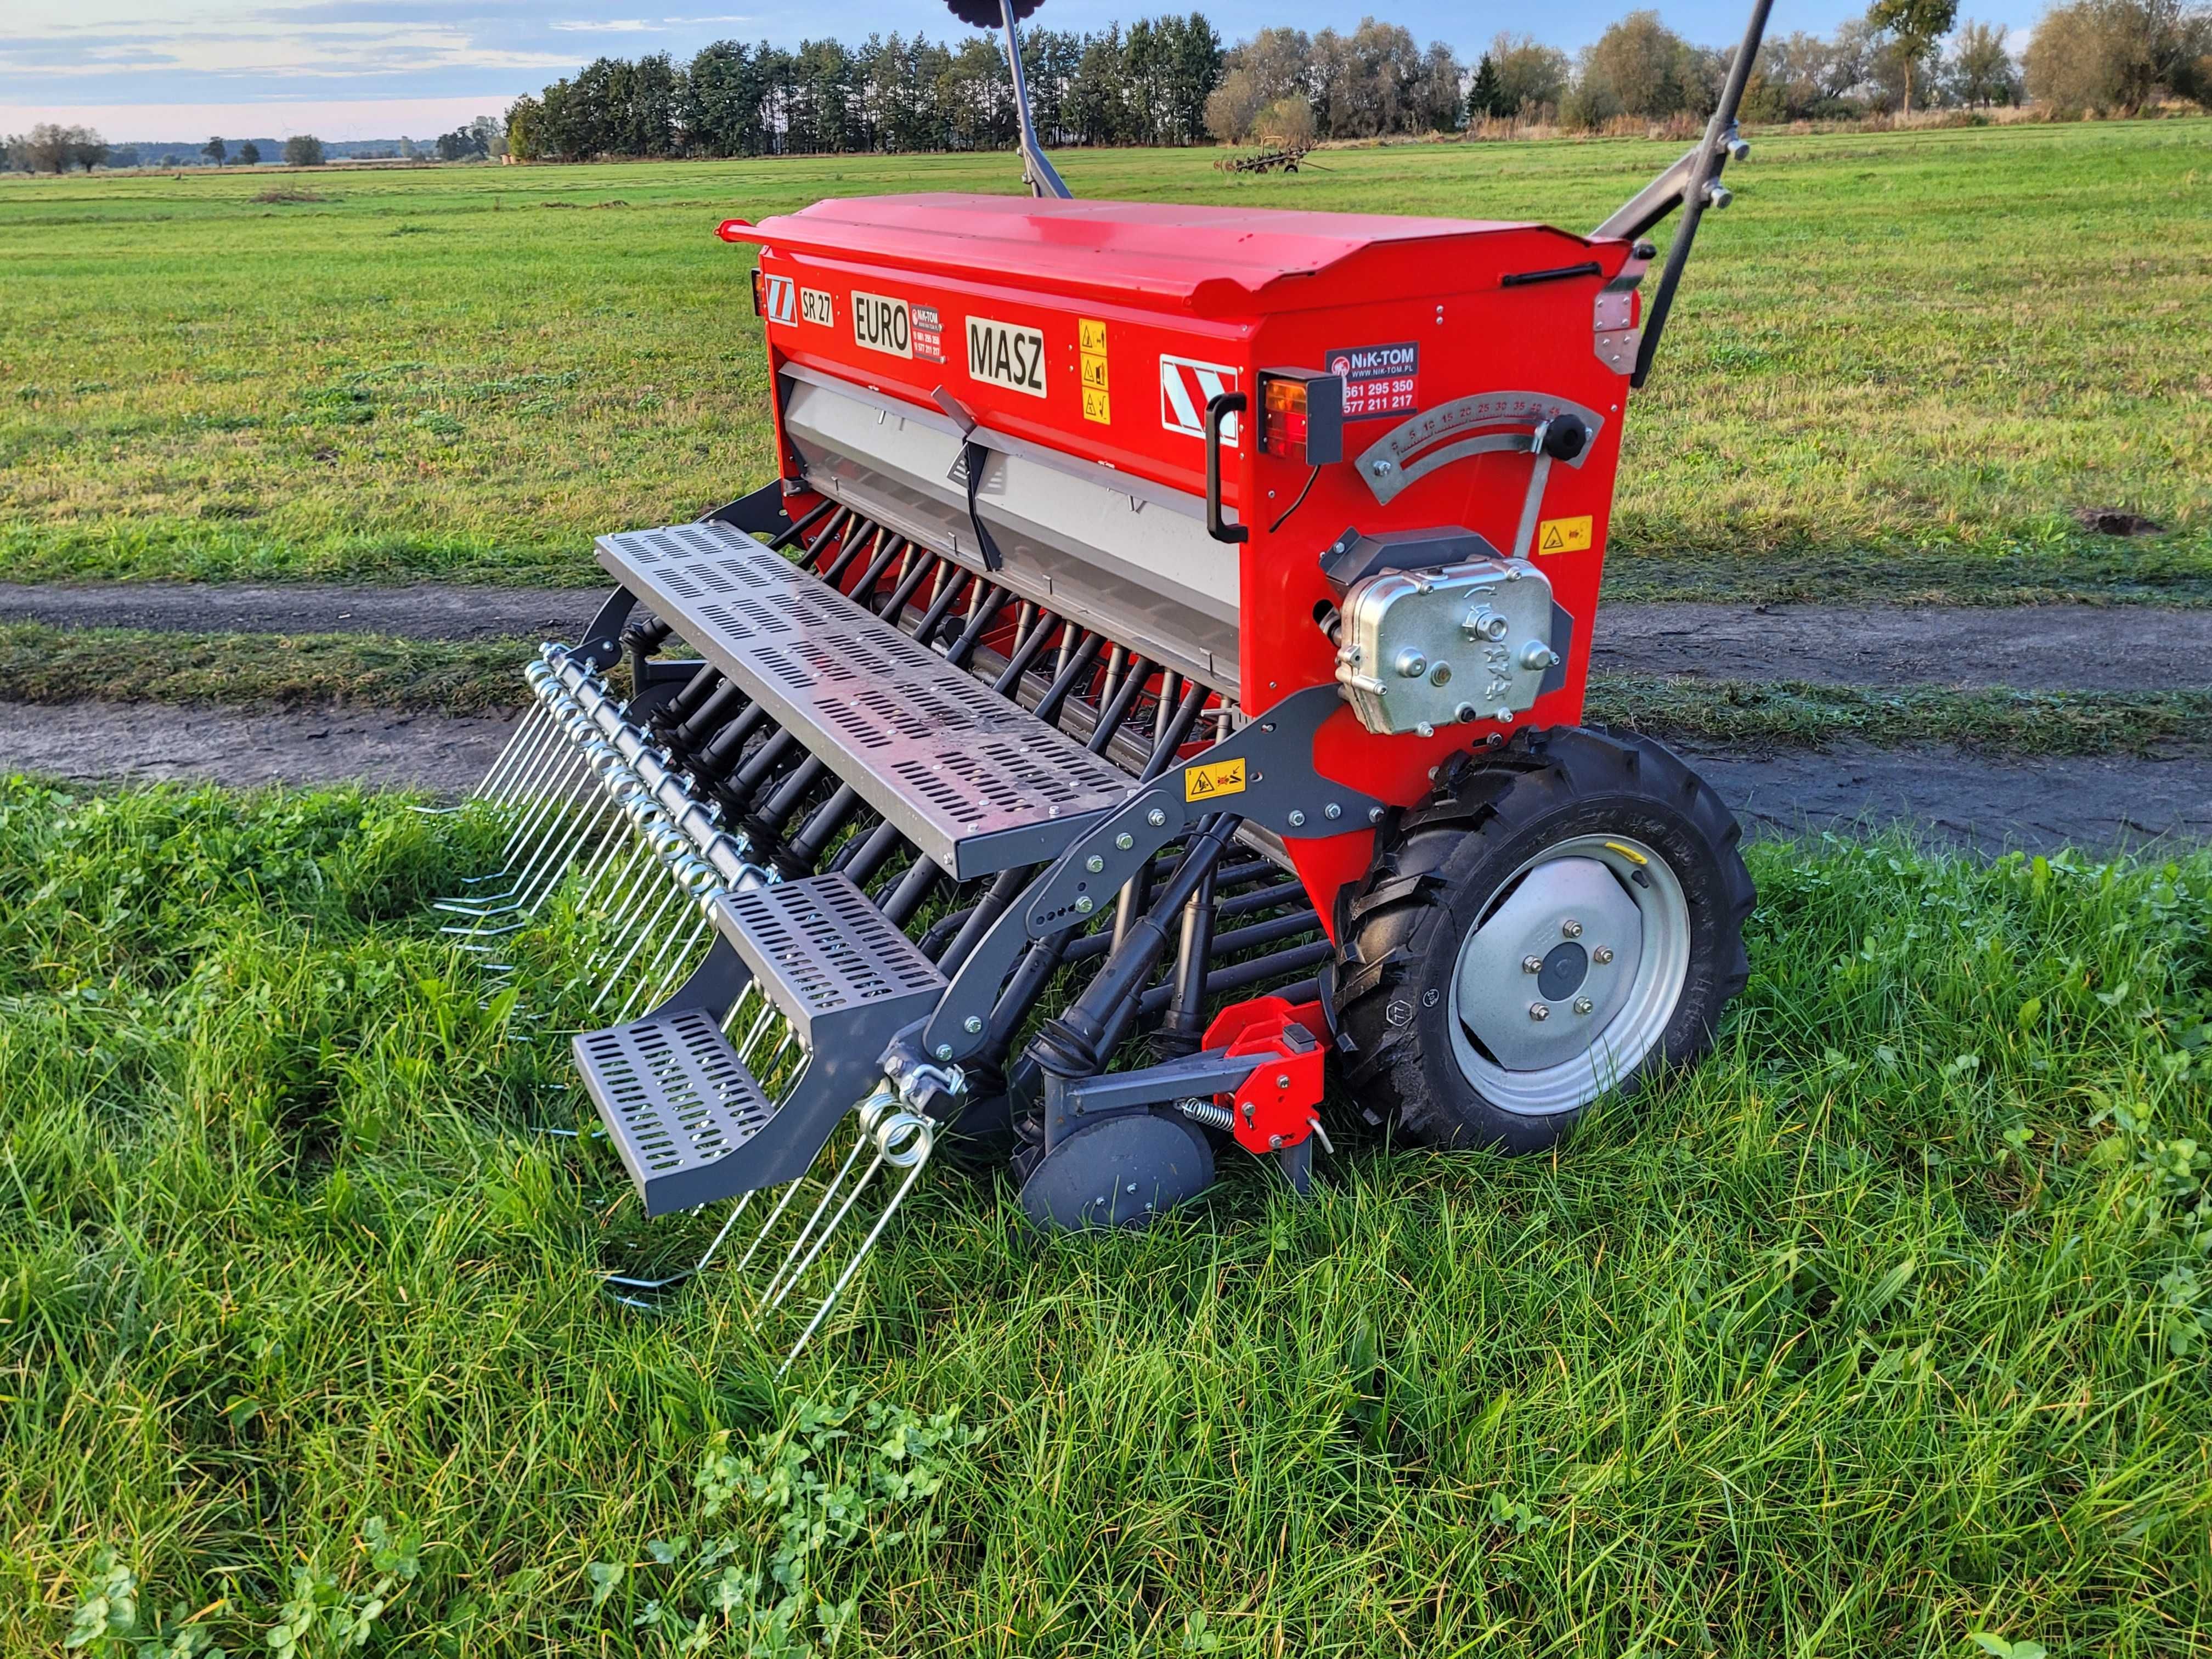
[711, 873, 945, 1047]
[579, 874, 953, 1212]
[575, 1005, 778, 1216]
[597, 520, 1135, 879]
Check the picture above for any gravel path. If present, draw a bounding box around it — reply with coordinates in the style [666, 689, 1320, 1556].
[4, 582, 2209, 693]
[7, 699, 2204, 854]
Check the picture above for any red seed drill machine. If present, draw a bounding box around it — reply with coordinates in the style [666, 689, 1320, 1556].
[441, 0, 1772, 1360]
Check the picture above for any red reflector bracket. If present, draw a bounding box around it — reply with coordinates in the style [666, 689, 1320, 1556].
[1257, 369, 1345, 467]
[749, 267, 767, 318]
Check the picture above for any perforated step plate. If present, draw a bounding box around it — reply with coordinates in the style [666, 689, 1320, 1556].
[710, 872, 945, 1047]
[575, 1005, 777, 1217]
[598, 520, 1134, 879]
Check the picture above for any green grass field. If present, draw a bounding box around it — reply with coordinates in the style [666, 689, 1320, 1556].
[2, 119, 2209, 602]
[3, 784, 2210, 1655]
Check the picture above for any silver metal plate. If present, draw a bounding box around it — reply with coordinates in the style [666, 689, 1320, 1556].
[711, 873, 946, 1049]
[575, 1005, 777, 1216]
[598, 520, 1133, 880]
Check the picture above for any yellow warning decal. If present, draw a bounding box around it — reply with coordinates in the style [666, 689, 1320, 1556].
[1538, 515, 1593, 554]
[1079, 318, 1110, 424]
[1184, 758, 1246, 802]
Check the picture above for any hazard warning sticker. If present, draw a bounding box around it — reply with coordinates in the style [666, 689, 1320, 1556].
[1160, 354, 1240, 447]
[1537, 515, 1594, 555]
[1326, 341, 1419, 419]
[1183, 757, 1247, 802]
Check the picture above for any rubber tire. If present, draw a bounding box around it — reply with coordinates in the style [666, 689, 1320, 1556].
[1330, 727, 1754, 1154]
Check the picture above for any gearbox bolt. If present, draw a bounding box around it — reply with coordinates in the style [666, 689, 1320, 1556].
[963, 1015, 983, 1034]
[1593, 945, 1614, 964]
[1074, 895, 1094, 914]
[1147, 808, 1167, 827]
[1085, 854, 1104, 872]
[1115, 832, 1133, 850]
[1562, 919, 1582, 938]
[1288, 809, 1306, 827]
[1528, 1002, 1550, 1022]
[1522, 955, 1543, 974]
[1573, 996, 1595, 1015]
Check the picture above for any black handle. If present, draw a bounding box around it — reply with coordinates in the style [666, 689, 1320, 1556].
[1206, 391, 1248, 545]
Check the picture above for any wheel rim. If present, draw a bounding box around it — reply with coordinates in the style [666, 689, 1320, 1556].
[1447, 833, 1691, 1117]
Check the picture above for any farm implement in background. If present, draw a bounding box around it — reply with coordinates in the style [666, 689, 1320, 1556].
[437, 0, 1773, 1364]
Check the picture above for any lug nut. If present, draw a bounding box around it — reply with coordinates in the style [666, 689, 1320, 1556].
[1573, 996, 1594, 1015]
[1528, 1002, 1550, 1022]
[1593, 945, 1614, 964]
[1522, 955, 1544, 973]
[1562, 919, 1582, 938]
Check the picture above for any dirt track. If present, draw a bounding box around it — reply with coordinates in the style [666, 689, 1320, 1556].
[5, 582, 2211, 693]
[6, 698, 2205, 855]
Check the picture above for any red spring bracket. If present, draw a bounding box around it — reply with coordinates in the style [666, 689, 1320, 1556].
[1200, 995, 1330, 1155]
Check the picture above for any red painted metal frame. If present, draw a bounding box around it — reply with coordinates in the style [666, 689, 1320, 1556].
[721, 194, 1639, 932]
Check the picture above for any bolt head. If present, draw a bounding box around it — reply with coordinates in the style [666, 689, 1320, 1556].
[1369, 805, 1385, 823]
[1085, 854, 1104, 872]
[1115, 832, 1134, 850]
[1562, 919, 1583, 938]
[1147, 808, 1167, 827]
[1324, 803, 1341, 820]
[1528, 1002, 1550, 1022]
[1522, 955, 1544, 974]
[1276, 1073, 1291, 1090]
[1395, 649, 1428, 679]
[963, 1014, 983, 1034]
[1074, 895, 1094, 915]
[1268, 1134, 1285, 1149]
[1288, 809, 1306, 828]
[1593, 945, 1615, 964]
[1573, 996, 1595, 1015]
[934, 1043, 953, 1060]
[1415, 721, 1436, 738]
[1126, 1182, 1138, 1193]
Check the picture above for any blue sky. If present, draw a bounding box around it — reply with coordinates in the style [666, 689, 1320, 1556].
[4, 0, 2047, 142]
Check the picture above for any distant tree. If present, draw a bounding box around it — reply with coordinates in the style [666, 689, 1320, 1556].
[1484, 32, 1571, 117]
[161, 153, 182, 168]
[435, 128, 473, 161]
[470, 115, 505, 158]
[1567, 10, 1696, 126]
[236, 140, 262, 165]
[283, 133, 325, 166]
[29, 123, 72, 172]
[108, 144, 140, 168]
[504, 95, 545, 160]
[1204, 66, 1268, 139]
[69, 128, 109, 170]
[1255, 93, 1315, 145]
[399, 136, 419, 160]
[2024, 0, 2209, 112]
[1466, 53, 1505, 119]
[1945, 19, 2019, 103]
[1865, 0, 1959, 111]
[202, 136, 225, 165]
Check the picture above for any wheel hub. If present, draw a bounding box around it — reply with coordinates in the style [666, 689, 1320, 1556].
[1455, 856, 1645, 1070]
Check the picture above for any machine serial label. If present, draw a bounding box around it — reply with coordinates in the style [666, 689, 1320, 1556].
[966, 316, 1047, 397]
[851, 291, 912, 358]
[1327, 341, 1420, 419]
[1079, 318, 1110, 424]
[1183, 758, 1246, 802]
[799, 287, 833, 327]
[1537, 515, 1593, 554]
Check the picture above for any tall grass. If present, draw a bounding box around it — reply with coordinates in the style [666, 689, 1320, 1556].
[3, 779, 2209, 1654]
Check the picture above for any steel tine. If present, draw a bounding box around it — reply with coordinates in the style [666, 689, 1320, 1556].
[755, 1114, 878, 1314]
[602, 1197, 752, 1310]
[618, 878, 716, 1020]
[728, 1170, 814, 1278]
[414, 703, 541, 817]
[760, 1131, 884, 1316]
[582, 835, 657, 938]
[780, 1110, 934, 1372]
[477, 697, 557, 803]
[444, 731, 592, 901]
[568, 789, 649, 912]
[584, 812, 670, 934]
[587, 859, 690, 1003]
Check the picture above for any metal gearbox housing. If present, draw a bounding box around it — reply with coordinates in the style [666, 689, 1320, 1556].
[1332, 550, 1560, 737]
